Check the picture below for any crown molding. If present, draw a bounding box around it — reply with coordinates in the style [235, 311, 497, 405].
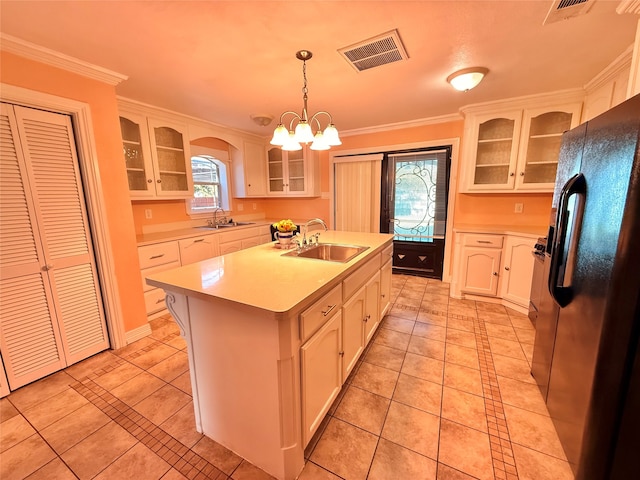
[460, 88, 585, 116]
[0, 33, 127, 86]
[584, 44, 634, 92]
[340, 112, 463, 137]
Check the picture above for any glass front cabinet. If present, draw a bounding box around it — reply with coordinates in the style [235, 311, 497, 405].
[119, 111, 193, 199]
[463, 102, 582, 192]
[266, 146, 320, 197]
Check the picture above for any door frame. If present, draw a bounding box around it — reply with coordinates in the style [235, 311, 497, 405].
[329, 138, 460, 283]
[1, 83, 126, 349]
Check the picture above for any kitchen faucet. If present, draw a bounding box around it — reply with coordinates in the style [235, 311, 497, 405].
[300, 218, 328, 246]
[207, 207, 227, 227]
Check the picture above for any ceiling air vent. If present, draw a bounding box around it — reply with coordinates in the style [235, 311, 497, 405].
[339, 29, 408, 72]
[543, 0, 595, 25]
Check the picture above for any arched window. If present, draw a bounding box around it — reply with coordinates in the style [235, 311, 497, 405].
[187, 146, 230, 215]
[191, 155, 221, 210]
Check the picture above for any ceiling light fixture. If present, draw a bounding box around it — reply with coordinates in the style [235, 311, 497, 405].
[270, 50, 341, 151]
[446, 67, 489, 92]
[250, 114, 274, 127]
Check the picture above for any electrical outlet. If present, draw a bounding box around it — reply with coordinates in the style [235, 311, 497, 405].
[144, 209, 152, 219]
[237, 203, 244, 212]
[514, 203, 524, 214]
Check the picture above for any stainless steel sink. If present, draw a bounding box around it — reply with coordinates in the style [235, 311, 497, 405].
[283, 243, 369, 263]
[196, 222, 255, 230]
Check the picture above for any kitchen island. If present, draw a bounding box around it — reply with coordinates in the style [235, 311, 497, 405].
[146, 230, 394, 480]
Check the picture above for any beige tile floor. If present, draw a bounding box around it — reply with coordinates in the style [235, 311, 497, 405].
[0, 275, 575, 480]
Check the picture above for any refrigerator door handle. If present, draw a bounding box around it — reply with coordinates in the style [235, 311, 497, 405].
[549, 173, 586, 307]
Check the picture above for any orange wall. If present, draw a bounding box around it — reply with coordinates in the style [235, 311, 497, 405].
[132, 118, 552, 233]
[1, 52, 147, 334]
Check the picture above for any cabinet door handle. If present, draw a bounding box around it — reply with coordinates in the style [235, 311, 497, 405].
[147, 179, 153, 183]
[338, 351, 344, 357]
[363, 314, 371, 322]
[493, 272, 498, 276]
[509, 172, 515, 177]
[381, 294, 386, 298]
[321, 304, 337, 316]
[477, 240, 492, 244]
[42, 263, 54, 271]
[150, 254, 165, 260]
[520, 172, 525, 176]
[194, 238, 204, 243]
[505, 266, 510, 271]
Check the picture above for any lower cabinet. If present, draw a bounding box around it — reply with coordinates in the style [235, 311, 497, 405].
[500, 236, 536, 307]
[179, 235, 219, 265]
[342, 286, 366, 380]
[139, 224, 272, 319]
[363, 272, 381, 345]
[380, 260, 393, 317]
[300, 310, 343, 446]
[300, 244, 391, 446]
[460, 246, 502, 296]
[452, 231, 537, 311]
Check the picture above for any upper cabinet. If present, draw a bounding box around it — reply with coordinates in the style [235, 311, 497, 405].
[266, 146, 320, 197]
[119, 110, 193, 199]
[461, 98, 582, 193]
[232, 139, 267, 198]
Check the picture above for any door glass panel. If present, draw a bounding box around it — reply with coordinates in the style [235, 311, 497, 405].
[388, 150, 449, 243]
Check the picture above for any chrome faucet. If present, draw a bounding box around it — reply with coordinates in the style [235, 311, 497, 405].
[207, 207, 227, 227]
[301, 218, 328, 246]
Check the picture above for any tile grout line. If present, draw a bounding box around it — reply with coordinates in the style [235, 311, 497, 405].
[70, 363, 227, 480]
[473, 313, 520, 480]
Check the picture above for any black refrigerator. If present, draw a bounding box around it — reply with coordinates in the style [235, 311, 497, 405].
[535, 94, 640, 479]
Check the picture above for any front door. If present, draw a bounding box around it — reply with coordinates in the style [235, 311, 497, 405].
[381, 147, 451, 279]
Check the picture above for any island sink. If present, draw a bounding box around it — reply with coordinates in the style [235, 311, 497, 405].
[283, 243, 369, 262]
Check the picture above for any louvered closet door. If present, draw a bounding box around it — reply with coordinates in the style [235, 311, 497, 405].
[0, 103, 109, 390]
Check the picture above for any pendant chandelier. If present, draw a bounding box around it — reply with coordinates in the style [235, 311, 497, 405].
[270, 50, 341, 151]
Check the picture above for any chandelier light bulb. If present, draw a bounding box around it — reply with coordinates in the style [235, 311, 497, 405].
[282, 131, 302, 151]
[273, 50, 340, 150]
[270, 124, 289, 146]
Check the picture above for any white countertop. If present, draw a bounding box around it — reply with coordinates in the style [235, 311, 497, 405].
[145, 231, 394, 314]
[453, 224, 548, 238]
[136, 221, 272, 246]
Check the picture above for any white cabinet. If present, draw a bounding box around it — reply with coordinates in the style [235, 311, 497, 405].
[179, 235, 219, 265]
[266, 146, 320, 197]
[232, 139, 267, 197]
[139, 241, 181, 316]
[462, 100, 582, 193]
[299, 242, 392, 445]
[452, 231, 539, 313]
[119, 111, 193, 199]
[457, 234, 504, 297]
[380, 260, 393, 317]
[342, 286, 366, 379]
[218, 225, 271, 255]
[300, 285, 344, 447]
[500, 236, 536, 308]
[363, 272, 381, 345]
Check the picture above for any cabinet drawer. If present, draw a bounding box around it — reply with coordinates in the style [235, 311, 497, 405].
[138, 241, 180, 269]
[463, 234, 503, 248]
[343, 256, 380, 299]
[144, 287, 167, 315]
[141, 260, 181, 292]
[300, 284, 343, 341]
[380, 243, 393, 267]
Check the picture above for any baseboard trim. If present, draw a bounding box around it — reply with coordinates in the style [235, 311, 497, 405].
[125, 323, 152, 344]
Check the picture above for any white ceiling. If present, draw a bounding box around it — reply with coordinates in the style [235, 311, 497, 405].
[1, 1, 638, 137]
